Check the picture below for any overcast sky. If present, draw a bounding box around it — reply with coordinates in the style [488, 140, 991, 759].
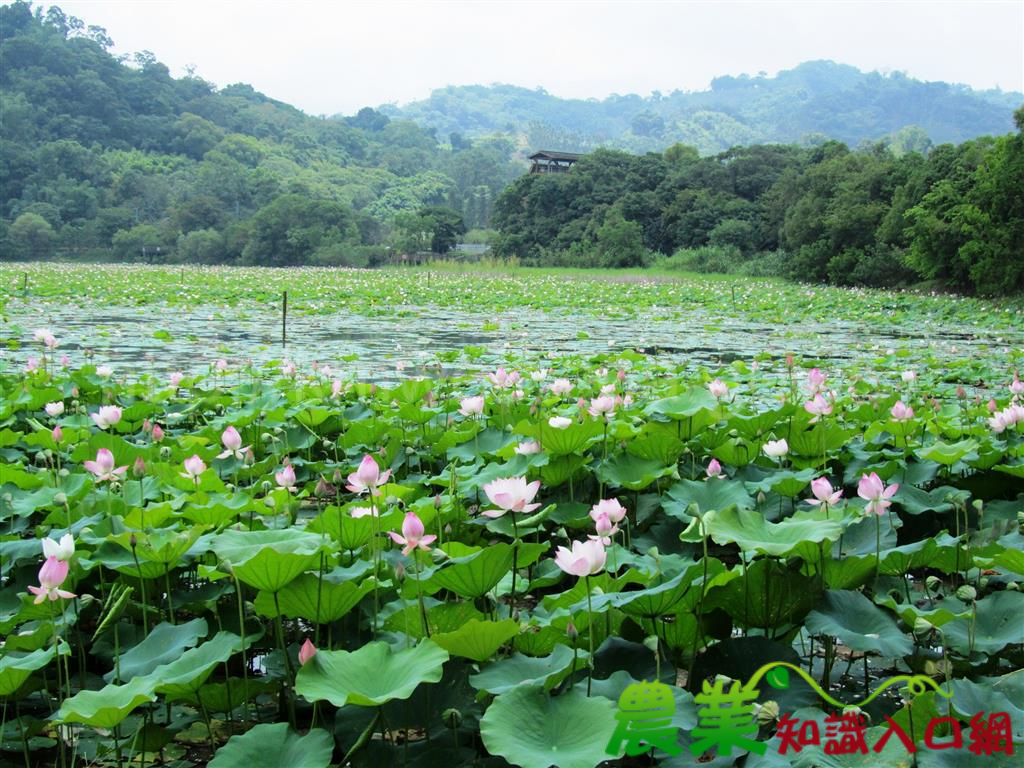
[51, 0, 1024, 115]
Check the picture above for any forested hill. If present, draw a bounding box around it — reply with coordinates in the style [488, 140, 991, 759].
[0, 2, 521, 265]
[380, 61, 1022, 155]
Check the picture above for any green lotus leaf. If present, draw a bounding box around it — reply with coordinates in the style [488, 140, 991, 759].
[469, 644, 581, 695]
[423, 542, 515, 598]
[0, 646, 55, 695]
[942, 590, 1024, 655]
[645, 388, 718, 420]
[666, 478, 755, 520]
[518, 418, 604, 456]
[208, 723, 334, 768]
[254, 572, 375, 622]
[701, 507, 844, 556]
[144, 631, 248, 698]
[805, 590, 913, 658]
[431, 618, 520, 661]
[105, 618, 208, 683]
[295, 640, 448, 707]
[915, 439, 979, 467]
[480, 685, 622, 768]
[595, 453, 677, 491]
[213, 529, 324, 592]
[55, 676, 157, 728]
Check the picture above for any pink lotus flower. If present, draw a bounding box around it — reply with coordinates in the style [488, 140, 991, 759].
[857, 472, 898, 516]
[482, 477, 541, 518]
[549, 379, 573, 396]
[588, 395, 616, 419]
[83, 448, 128, 483]
[706, 458, 723, 478]
[96, 365, 113, 378]
[890, 401, 914, 422]
[708, 379, 729, 399]
[151, 423, 165, 442]
[215, 359, 228, 372]
[554, 539, 607, 577]
[763, 439, 789, 459]
[589, 512, 618, 546]
[590, 498, 627, 525]
[1011, 372, 1023, 397]
[350, 506, 378, 518]
[531, 369, 548, 382]
[60, 355, 69, 367]
[548, 416, 572, 429]
[91, 405, 122, 430]
[28, 556, 75, 604]
[331, 379, 344, 398]
[807, 368, 826, 394]
[487, 367, 520, 389]
[26, 357, 39, 373]
[902, 370, 917, 383]
[217, 426, 249, 460]
[514, 440, 542, 455]
[388, 512, 437, 555]
[181, 454, 207, 484]
[807, 477, 843, 508]
[346, 454, 391, 496]
[298, 639, 317, 666]
[169, 371, 184, 387]
[45, 402, 64, 417]
[459, 395, 485, 416]
[280, 360, 297, 377]
[600, 383, 616, 396]
[42, 533, 74, 561]
[33, 328, 57, 347]
[275, 464, 297, 492]
[804, 394, 833, 422]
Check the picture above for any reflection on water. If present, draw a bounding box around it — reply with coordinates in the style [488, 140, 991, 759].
[3, 299, 1018, 383]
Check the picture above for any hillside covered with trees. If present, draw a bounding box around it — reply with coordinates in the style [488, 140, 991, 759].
[382, 62, 1022, 155]
[492, 110, 1024, 295]
[0, 2, 521, 265]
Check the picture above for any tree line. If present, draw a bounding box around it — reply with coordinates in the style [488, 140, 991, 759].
[492, 110, 1024, 295]
[0, 2, 516, 266]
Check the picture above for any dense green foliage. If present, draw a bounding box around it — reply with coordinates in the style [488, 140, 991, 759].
[0, 2, 519, 264]
[493, 111, 1024, 294]
[384, 61, 1021, 155]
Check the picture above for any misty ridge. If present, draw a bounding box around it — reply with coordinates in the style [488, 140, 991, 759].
[377, 60, 1022, 154]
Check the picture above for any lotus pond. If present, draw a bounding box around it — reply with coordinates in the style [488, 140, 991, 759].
[1, 263, 1023, 768]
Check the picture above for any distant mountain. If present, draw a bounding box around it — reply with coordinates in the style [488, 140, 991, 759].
[379, 61, 1022, 154]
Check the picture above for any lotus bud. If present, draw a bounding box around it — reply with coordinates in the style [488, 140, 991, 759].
[566, 621, 578, 640]
[332, 469, 343, 484]
[956, 585, 977, 602]
[53, 492, 67, 505]
[133, 456, 146, 478]
[52, 425, 63, 442]
[756, 491, 766, 505]
[314, 476, 331, 497]
[130, 533, 138, 548]
[434, 495, 442, 509]
[925, 575, 942, 592]
[442, 708, 463, 728]
[394, 562, 405, 582]
[913, 617, 934, 635]
[757, 700, 780, 725]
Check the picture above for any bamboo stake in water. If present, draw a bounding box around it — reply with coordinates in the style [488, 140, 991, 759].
[282, 291, 288, 346]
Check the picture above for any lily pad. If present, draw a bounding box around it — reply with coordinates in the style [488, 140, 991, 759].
[805, 590, 912, 658]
